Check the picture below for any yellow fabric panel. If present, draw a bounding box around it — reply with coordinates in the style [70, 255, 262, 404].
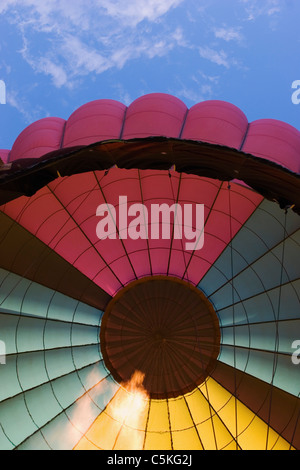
[114, 425, 145, 450]
[238, 415, 293, 450]
[144, 431, 172, 450]
[221, 440, 241, 450]
[201, 378, 238, 439]
[79, 411, 122, 450]
[200, 377, 292, 450]
[144, 400, 172, 450]
[172, 428, 203, 450]
[168, 396, 194, 431]
[185, 387, 214, 423]
[199, 377, 232, 413]
[185, 385, 236, 449]
[196, 421, 217, 450]
[211, 414, 238, 450]
[168, 395, 203, 449]
[74, 436, 100, 451]
[269, 432, 294, 451]
[146, 400, 170, 432]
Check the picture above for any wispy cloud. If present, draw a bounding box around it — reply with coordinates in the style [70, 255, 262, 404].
[0, 0, 186, 89]
[239, 0, 281, 21]
[214, 27, 243, 42]
[6, 88, 47, 123]
[99, 0, 184, 26]
[198, 46, 230, 69]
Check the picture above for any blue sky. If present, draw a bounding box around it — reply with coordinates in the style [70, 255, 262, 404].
[0, 0, 299, 150]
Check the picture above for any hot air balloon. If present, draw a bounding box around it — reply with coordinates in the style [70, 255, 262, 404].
[0, 93, 299, 451]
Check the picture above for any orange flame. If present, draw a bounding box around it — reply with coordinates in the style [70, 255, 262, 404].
[73, 369, 149, 450]
[109, 370, 149, 449]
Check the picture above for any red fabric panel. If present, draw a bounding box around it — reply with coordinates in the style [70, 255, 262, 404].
[182, 100, 248, 149]
[242, 119, 300, 173]
[9, 117, 65, 162]
[0, 149, 10, 164]
[62, 99, 127, 147]
[0, 169, 262, 296]
[121, 93, 187, 139]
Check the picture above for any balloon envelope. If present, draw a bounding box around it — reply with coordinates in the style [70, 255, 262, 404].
[0, 94, 299, 450]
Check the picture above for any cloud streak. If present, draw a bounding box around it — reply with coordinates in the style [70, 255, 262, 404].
[1, 0, 186, 88]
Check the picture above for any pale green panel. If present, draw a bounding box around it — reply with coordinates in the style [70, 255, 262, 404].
[16, 430, 51, 450]
[50, 371, 86, 410]
[87, 375, 120, 411]
[46, 291, 81, 323]
[71, 323, 100, 347]
[76, 361, 109, 395]
[16, 351, 49, 391]
[252, 237, 300, 291]
[45, 346, 102, 382]
[0, 425, 14, 451]
[72, 344, 102, 370]
[218, 280, 300, 326]
[23, 412, 83, 450]
[16, 316, 45, 353]
[44, 347, 77, 381]
[0, 393, 38, 447]
[0, 347, 103, 404]
[221, 323, 276, 351]
[0, 355, 22, 401]
[0, 314, 19, 354]
[21, 283, 56, 319]
[218, 299, 249, 327]
[0, 268, 103, 327]
[24, 383, 63, 429]
[15, 376, 119, 450]
[268, 280, 300, 322]
[0, 271, 33, 314]
[199, 201, 300, 298]
[43, 320, 72, 349]
[73, 302, 103, 327]
[279, 320, 300, 354]
[221, 320, 300, 354]
[219, 346, 299, 396]
[210, 236, 299, 311]
[272, 354, 300, 397]
[43, 321, 99, 350]
[46, 291, 103, 326]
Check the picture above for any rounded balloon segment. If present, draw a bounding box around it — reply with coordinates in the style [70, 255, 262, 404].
[0, 94, 299, 451]
[101, 276, 220, 399]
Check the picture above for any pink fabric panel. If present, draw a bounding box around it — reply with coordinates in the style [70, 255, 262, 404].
[9, 117, 66, 162]
[0, 169, 263, 296]
[242, 119, 300, 173]
[181, 100, 248, 149]
[121, 93, 187, 139]
[0, 149, 10, 163]
[62, 99, 127, 147]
